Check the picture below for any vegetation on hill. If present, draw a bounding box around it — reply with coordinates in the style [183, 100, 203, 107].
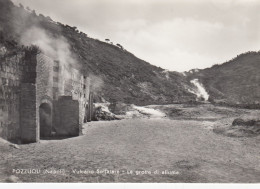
[187, 51, 260, 107]
[0, 0, 196, 105]
[0, 0, 259, 106]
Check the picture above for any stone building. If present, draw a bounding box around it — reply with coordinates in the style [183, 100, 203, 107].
[0, 48, 91, 144]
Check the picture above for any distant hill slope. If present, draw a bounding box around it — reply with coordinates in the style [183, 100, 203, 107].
[60, 28, 196, 105]
[0, 0, 196, 105]
[1, 0, 259, 106]
[187, 52, 260, 106]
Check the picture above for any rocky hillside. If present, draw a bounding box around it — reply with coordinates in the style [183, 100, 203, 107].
[186, 52, 260, 107]
[1, 0, 259, 107]
[0, 0, 196, 105]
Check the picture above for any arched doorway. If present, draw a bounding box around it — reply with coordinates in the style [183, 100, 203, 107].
[39, 103, 52, 138]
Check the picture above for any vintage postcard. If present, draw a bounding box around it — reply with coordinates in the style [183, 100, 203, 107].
[0, 0, 260, 186]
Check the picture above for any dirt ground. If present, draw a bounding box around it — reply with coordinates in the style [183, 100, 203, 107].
[0, 105, 260, 183]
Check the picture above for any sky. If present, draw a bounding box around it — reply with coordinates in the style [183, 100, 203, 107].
[12, 0, 260, 72]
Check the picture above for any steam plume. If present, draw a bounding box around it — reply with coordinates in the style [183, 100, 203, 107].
[190, 79, 209, 101]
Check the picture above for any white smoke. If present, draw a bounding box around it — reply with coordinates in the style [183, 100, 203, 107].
[190, 79, 209, 101]
[133, 105, 166, 118]
[20, 27, 76, 65]
[89, 74, 104, 95]
[20, 27, 77, 95]
[162, 69, 170, 80]
[11, 6, 105, 97]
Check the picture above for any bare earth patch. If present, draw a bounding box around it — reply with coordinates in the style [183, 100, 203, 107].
[1, 115, 260, 182]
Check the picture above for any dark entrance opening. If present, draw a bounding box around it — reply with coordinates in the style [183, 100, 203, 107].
[39, 103, 52, 139]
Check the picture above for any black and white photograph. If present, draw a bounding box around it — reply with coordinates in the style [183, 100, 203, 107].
[0, 0, 260, 186]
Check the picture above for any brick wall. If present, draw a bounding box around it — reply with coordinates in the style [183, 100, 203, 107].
[19, 52, 38, 143]
[36, 54, 53, 103]
[54, 96, 80, 137]
[20, 83, 37, 143]
[0, 48, 91, 143]
[0, 53, 25, 142]
[0, 50, 40, 143]
[36, 53, 54, 139]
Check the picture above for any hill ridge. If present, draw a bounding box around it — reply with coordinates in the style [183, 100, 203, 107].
[1, 0, 259, 106]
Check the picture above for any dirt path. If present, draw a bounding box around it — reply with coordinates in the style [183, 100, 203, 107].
[1, 118, 260, 182]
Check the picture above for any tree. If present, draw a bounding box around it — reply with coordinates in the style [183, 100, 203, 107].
[46, 16, 52, 21]
[32, 10, 36, 15]
[116, 43, 123, 49]
[19, 3, 24, 9]
[39, 14, 45, 18]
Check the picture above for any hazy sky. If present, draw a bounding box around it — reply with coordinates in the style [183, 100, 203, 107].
[12, 0, 260, 72]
